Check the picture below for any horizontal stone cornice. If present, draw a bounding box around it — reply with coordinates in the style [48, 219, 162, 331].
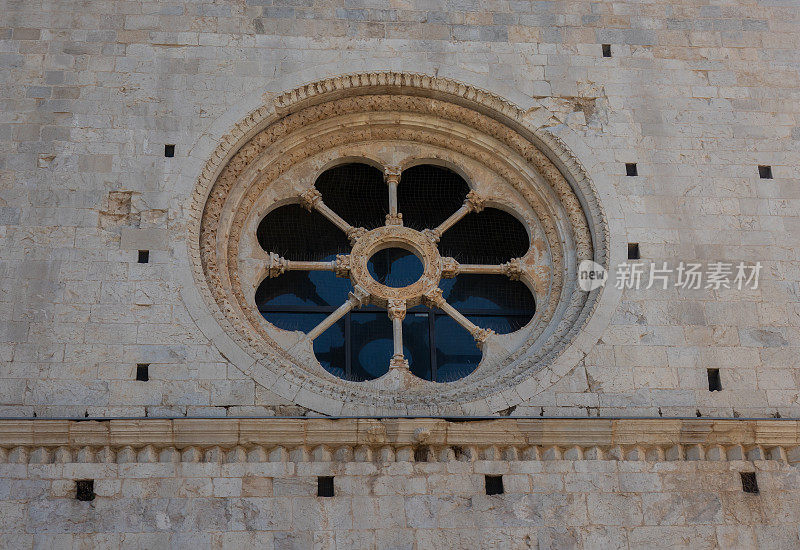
[0, 418, 798, 465]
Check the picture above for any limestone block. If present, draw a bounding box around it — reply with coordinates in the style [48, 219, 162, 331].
[119, 228, 168, 251]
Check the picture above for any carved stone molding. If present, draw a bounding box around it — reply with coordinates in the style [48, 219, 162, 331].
[188, 72, 610, 415]
[1, 418, 797, 465]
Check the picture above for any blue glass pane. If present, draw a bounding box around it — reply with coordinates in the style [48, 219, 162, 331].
[434, 315, 481, 383]
[440, 275, 535, 316]
[351, 312, 391, 381]
[260, 312, 346, 379]
[403, 312, 432, 381]
[255, 266, 352, 308]
[367, 248, 423, 288]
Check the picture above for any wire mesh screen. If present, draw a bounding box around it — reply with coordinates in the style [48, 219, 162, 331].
[440, 274, 535, 315]
[315, 163, 388, 229]
[398, 164, 470, 230]
[257, 204, 351, 261]
[438, 208, 529, 264]
[255, 270, 352, 309]
[254, 163, 536, 384]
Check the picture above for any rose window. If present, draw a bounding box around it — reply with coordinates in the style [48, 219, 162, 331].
[192, 74, 609, 413]
[255, 163, 535, 383]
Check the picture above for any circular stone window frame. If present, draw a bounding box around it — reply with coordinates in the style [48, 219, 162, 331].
[184, 72, 625, 416]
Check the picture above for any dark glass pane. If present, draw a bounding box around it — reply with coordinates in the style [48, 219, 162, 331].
[438, 208, 529, 264]
[255, 269, 352, 309]
[350, 312, 392, 381]
[315, 163, 388, 229]
[440, 274, 535, 316]
[367, 248, 424, 288]
[403, 311, 432, 381]
[259, 312, 346, 379]
[434, 315, 481, 383]
[257, 204, 350, 261]
[398, 164, 470, 230]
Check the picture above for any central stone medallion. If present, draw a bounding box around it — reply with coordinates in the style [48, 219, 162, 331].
[349, 226, 442, 308]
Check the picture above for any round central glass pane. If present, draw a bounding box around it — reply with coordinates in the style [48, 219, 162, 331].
[367, 248, 424, 287]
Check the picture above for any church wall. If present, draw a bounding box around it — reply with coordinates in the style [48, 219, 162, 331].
[0, 0, 798, 418]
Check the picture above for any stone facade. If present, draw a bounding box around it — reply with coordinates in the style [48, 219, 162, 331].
[1, 0, 799, 547]
[1, 418, 800, 548]
[1, 0, 798, 419]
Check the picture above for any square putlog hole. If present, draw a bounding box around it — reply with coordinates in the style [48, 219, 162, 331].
[707, 368, 721, 391]
[485, 475, 504, 495]
[625, 163, 638, 176]
[317, 476, 334, 497]
[601, 44, 612, 57]
[740, 472, 759, 494]
[164, 144, 175, 157]
[76, 480, 95, 501]
[627, 243, 640, 260]
[758, 165, 772, 179]
[137, 250, 149, 264]
[136, 364, 149, 382]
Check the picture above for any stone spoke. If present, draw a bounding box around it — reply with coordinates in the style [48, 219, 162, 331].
[266, 253, 351, 278]
[384, 166, 403, 226]
[306, 285, 369, 341]
[439, 257, 524, 280]
[423, 288, 494, 347]
[387, 299, 409, 369]
[300, 187, 366, 244]
[423, 190, 486, 242]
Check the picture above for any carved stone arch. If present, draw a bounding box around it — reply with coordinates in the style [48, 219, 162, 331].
[186, 72, 621, 415]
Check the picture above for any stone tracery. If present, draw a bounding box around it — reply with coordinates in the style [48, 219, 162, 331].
[190, 72, 609, 414]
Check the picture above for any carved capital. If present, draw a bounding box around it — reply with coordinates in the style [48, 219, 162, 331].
[502, 258, 523, 280]
[471, 326, 495, 345]
[267, 252, 288, 278]
[348, 284, 370, 308]
[347, 226, 367, 245]
[384, 165, 402, 185]
[385, 212, 403, 226]
[387, 299, 406, 321]
[334, 254, 351, 278]
[300, 188, 322, 211]
[423, 288, 444, 308]
[389, 354, 409, 369]
[465, 190, 486, 213]
[440, 257, 460, 278]
[422, 228, 440, 243]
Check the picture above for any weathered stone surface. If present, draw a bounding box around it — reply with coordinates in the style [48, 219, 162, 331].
[1, 0, 799, 544]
